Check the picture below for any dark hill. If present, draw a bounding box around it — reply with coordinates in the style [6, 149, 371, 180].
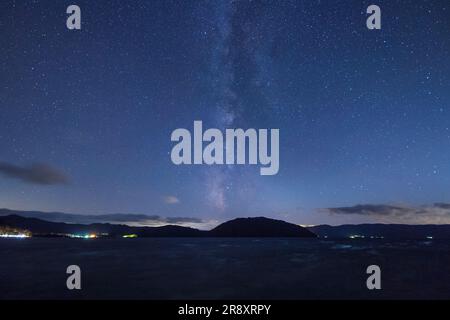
[210, 217, 317, 237]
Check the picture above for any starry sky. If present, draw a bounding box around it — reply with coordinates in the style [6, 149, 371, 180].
[1, 0, 450, 227]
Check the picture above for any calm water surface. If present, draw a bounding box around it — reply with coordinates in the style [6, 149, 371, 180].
[1, 238, 449, 299]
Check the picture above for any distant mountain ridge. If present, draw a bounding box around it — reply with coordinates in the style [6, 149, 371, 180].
[0, 208, 202, 226]
[3, 208, 450, 239]
[0, 214, 316, 238]
[0, 214, 205, 237]
[309, 224, 450, 239]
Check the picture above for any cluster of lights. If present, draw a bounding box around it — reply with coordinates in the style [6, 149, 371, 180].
[69, 234, 98, 239]
[349, 235, 365, 239]
[0, 233, 30, 238]
[348, 235, 384, 239]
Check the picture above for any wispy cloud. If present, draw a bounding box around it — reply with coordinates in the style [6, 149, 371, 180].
[123, 215, 204, 227]
[163, 195, 180, 204]
[325, 203, 450, 224]
[327, 204, 410, 216]
[0, 162, 69, 185]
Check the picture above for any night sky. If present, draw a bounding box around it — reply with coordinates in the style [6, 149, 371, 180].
[1, 0, 450, 227]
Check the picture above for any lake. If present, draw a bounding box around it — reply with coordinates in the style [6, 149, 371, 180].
[1, 238, 449, 299]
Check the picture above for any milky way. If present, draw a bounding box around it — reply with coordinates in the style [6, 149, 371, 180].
[1, 0, 450, 225]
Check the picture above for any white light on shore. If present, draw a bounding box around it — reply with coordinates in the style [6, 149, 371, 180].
[0, 234, 30, 238]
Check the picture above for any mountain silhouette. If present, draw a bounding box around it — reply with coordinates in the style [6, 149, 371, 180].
[211, 217, 317, 237]
[0, 215, 205, 237]
[0, 208, 201, 225]
[4, 211, 450, 239]
[0, 214, 317, 238]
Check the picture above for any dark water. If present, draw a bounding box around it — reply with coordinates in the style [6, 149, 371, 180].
[1, 238, 449, 299]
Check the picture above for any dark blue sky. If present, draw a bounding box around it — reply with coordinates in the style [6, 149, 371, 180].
[1, 0, 450, 226]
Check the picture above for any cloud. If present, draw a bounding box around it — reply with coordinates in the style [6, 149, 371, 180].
[433, 203, 450, 209]
[324, 203, 450, 224]
[163, 195, 180, 204]
[126, 216, 217, 230]
[0, 162, 69, 185]
[165, 216, 201, 224]
[115, 215, 203, 227]
[327, 204, 410, 216]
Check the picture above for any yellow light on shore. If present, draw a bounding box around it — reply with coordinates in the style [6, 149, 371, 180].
[123, 234, 138, 238]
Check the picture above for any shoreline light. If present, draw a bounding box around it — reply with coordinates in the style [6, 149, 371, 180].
[0, 233, 30, 238]
[122, 234, 138, 238]
[69, 233, 98, 239]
